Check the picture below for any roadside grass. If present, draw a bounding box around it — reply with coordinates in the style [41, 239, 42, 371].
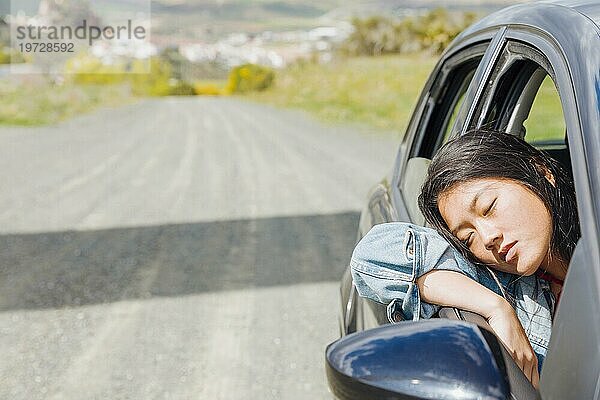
[0, 79, 135, 126]
[245, 54, 438, 134]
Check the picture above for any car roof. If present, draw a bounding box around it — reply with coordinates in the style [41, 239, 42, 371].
[544, 0, 600, 26]
[460, 0, 600, 38]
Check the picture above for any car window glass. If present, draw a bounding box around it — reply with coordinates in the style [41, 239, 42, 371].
[523, 75, 566, 143]
[443, 88, 468, 142]
[401, 47, 485, 225]
[524, 74, 572, 185]
[414, 56, 482, 159]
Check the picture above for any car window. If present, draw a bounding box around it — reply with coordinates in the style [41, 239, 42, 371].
[472, 41, 572, 178]
[413, 58, 481, 159]
[523, 75, 566, 143]
[449, 40, 588, 388]
[443, 87, 468, 143]
[521, 74, 571, 176]
[399, 44, 487, 225]
[473, 42, 552, 135]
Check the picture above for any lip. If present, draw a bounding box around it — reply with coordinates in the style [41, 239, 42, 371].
[498, 241, 517, 263]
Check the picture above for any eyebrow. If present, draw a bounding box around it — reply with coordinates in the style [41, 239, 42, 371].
[449, 191, 483, 236]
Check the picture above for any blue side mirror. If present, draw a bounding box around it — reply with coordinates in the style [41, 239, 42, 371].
[326, 319, 510, 400]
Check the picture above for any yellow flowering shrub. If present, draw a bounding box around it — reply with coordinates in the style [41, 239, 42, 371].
[226, 63, 274, 94]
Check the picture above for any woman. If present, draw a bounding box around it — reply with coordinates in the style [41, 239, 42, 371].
[350, 130, 579, 388]
[417, 130, 579, 387]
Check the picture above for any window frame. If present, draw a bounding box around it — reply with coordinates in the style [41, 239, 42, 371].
[408, 43, 490, 160]
[470, 41, 560, 139]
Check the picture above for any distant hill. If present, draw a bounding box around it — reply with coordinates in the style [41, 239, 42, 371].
[2, 0, 531, 42]
[150, 0, 531, 41]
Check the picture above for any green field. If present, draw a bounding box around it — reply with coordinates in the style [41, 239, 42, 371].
[247, 54, 437, 134]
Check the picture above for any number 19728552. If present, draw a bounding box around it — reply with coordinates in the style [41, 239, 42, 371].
[19, 43, 75, 53]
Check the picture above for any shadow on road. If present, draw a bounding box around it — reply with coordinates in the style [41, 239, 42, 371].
[0, 211, 359, 312]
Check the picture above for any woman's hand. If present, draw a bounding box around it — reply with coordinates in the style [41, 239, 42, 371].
[417, 271, 539, 388]
[487, 299, 539, 389]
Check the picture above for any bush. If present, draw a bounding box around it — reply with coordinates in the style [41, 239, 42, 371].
[411, 9, 478, 54]
[0, 47, 26, 64]
[64, 55, 180, 97]
[0, 48, 9, 64]
[168, 80, 196, 96]
[226, 64, 275, 93]
[62, 54, 236, 97]
[342, 9, 479, 56]
[343, 16, 410, 56]
[127, 58, 172, 96]
[64, 54, 128, 84]
[193, 81, 225, 96]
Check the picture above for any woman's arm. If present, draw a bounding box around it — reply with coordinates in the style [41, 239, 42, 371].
[417, 270, 539, 388]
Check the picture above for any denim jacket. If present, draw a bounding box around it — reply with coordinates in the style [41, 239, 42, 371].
[350, 222, 555, 366]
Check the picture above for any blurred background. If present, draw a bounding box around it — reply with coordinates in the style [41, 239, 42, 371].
[0, 1, 526, 399]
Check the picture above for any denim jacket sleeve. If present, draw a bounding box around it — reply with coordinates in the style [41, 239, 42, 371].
[350, 222, 487, 321]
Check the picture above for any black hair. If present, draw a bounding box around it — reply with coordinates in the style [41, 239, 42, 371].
[418, 129, 580, 267]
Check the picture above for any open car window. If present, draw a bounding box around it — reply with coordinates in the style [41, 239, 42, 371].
[411, 49, 484, 160]
[523, 75, 566, 144]
[398, 43, 488, 225]
[523, 74, 572, 177]
[472, 41, 573, 180]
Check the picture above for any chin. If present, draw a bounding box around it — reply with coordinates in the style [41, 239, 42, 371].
[518, 268, 537, 276]
[515, 259, 539, 276]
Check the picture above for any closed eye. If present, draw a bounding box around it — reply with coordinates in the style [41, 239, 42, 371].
[461, 232, 473, 247]
[484, 198, 497, 216]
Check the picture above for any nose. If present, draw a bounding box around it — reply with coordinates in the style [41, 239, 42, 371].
[480, 223, 502, 251]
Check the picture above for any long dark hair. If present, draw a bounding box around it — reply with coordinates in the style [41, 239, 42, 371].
[418, 130, 580, 267]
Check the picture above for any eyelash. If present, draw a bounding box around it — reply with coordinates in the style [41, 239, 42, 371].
[461, 234, 473, 247]
[461, 198, 497, 247]
[484, 198, 497, 216]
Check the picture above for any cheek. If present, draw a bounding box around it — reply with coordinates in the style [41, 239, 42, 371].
[510, 201, 553, 244]
[541, 211, 554, 242]
[495, 202, 522, 226]
[469, 241, 494, 264]
[511, 192, 553, 234]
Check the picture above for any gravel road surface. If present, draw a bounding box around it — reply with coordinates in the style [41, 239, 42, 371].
[0, 97, 398, 399]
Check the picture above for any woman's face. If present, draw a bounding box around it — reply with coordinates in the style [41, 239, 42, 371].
[438, 178, 553, 275]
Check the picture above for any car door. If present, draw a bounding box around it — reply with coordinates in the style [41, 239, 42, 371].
[460, 29, 600, 398]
